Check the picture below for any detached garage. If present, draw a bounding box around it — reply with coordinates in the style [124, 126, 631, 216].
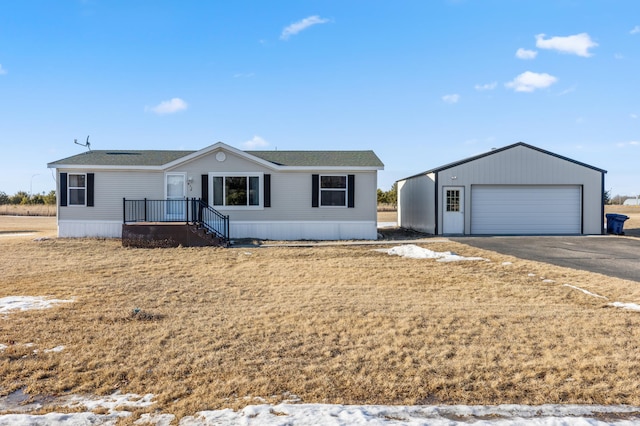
[397, 142, 606, 235]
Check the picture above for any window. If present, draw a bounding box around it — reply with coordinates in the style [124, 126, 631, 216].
[320, 175, 347, 207]
[446, 189, 460, 212]
[68, 174, 86, 206]
[312, 174, 355, 208]
[211, 174, 262, 208]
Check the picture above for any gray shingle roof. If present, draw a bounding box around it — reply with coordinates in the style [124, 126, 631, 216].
[248, 150, 383, 167]
[48, 150, 195, 167]
[48, 149, 384, 168]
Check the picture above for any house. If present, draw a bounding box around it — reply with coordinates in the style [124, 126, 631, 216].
[47, 142, 384, 242]
[623, 198, 640, 206]
[397, 142, 606, 235]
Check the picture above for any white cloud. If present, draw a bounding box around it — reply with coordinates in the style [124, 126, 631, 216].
[535, 33, 598, 57]
[0, 64, 6, 75]
[617, 141, 640, 147]
[442, 94, 460, 104]
[631, 113, 638, 119]
[474, 82, 497, 91]
[147, 98, 188, 115]
[280, 15, 330, 40]
[242, 135, 269, 149]
[614, 53, 624, 60]
[631, 26, 640, 35]
[557, 85, 576, 96]
[505, 71, 558, 92]
[516, 48, 538, 60]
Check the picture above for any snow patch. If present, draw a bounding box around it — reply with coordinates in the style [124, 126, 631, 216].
[563, 284, 608, 300]
[180, 403, 640, 425]
[1, 399, 640, 425]
[0, 296, 73, 315]
[563, 285, 640, 312]
[376, 245, 486, 262]
[0, 392, 155, 425]
[609, 302, 640, 312]
[377, 222, 397, 229]
[135, 413, 176, 425]
[63, 392, 155, 412]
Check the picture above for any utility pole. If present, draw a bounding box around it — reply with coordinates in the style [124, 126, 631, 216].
[30, 174, 40, 197]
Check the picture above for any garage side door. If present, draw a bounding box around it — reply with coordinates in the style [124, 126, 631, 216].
[471, 185, 582, 235]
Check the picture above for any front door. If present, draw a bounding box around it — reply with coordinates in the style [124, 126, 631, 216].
[165, 173, 186, 220]
[442, 187, 464, 234]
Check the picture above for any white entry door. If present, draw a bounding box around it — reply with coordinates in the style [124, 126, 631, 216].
[442, 187, 464, 234]
[165, 173, 186, 220]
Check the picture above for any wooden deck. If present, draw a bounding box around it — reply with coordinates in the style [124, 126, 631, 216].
[122, 223, 227, 248]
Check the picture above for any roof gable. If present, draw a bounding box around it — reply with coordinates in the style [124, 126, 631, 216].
[399, 142, 606, 181]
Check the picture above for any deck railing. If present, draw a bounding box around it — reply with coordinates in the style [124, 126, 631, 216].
[123, 198, 229, 243]
[193, 199, 230, 242]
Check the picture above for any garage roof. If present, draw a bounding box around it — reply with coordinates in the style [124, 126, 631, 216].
[399, 142, 607, 181]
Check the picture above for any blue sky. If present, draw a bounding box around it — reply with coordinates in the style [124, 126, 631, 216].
[1, 0, 639, 197]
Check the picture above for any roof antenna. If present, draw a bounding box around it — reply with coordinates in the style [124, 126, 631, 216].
[74, 135, 91, 151]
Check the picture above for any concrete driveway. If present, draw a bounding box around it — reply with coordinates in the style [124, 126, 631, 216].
[451, 236, 640, 283]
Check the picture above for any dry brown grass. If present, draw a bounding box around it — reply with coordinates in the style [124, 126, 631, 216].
[0, 204, 56, 217]
[377, 210, 397, 223]
[377, 203, 397, 212]
[2, 217, 640, 421]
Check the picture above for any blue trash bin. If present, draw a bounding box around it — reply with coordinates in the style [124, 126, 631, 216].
[606, 213, 629, 235]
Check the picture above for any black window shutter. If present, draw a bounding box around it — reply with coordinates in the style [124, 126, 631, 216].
[264, 174, 271, 207]
[87, 173, 95, 207]
[347, 175, 356, 208]
[201, 174, 208, 204]
[311, 174, 319, 207]
[347, 174, 355, 208]
[60, 173, 68, 206]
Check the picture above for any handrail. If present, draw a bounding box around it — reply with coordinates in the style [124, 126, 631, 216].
[192, 199, 229, 243]
[123, 198, 229, 244]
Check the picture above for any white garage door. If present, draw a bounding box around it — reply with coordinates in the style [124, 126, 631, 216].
[471, 185, 582, 234]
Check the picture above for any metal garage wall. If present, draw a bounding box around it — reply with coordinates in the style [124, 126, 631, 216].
[435, 144, 603, 235]
[471, 185, 582, 234]
[398, 173, 436, 233]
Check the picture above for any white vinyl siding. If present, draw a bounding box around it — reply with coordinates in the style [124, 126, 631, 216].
[173, 151, 376, 221]
[58, 170, 164, 221]
[471, 185, 581, 234]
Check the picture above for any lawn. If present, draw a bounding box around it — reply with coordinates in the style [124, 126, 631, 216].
[1, 216, 640, 422]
